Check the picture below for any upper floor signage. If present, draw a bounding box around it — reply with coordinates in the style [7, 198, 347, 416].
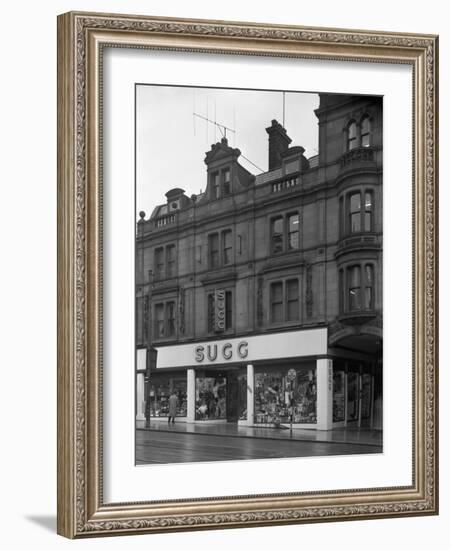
[214, 289, 225, 332]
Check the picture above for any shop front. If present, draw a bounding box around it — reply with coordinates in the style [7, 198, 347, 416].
[148, 328, 338, 429]
[141, 328, 380, 431]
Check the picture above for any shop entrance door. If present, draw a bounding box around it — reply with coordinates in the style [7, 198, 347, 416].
[226, 371, 239, 422]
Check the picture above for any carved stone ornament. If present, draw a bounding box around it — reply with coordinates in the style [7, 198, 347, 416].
[57, 11, 438, 538]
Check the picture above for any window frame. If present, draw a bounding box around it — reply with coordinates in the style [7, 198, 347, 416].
[339, 262, 376, 314]
[287, 213, 300, 251]
[154, 302, 165, 339]
[270, 215, 284, 255]
[348, 265, 362, 311]
[361, 115, 371, 147]
[208, 229, 233, 269]
[166, 301, 176, 337]
[166, 244, 176, 279]
[342, 188, 375, 236]
[270, 281, 284, 323]
[349, 191, 362, 234]
[154, 247, 165, 281]
[208, 232, 220, 269]
[153, 299, 177, 340]
[347, 120, 357, 151]
[154, 244, 177, 281]
[286, 278, 300, 321]
[222, 168, 231, 196]
[364, 191, 373, 232]
[222, 229, 233, 266]
[210, 168, 231, 199]
[269, 278, 300, 324]
[212, 171, 220, 199]
[270, 211, 300, 255]
[344, 114, 372, 151]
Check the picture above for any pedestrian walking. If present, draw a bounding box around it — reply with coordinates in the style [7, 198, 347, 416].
[168, 391, 178, 424]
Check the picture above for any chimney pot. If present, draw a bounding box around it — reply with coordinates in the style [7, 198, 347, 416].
[266, 119, 292, 171]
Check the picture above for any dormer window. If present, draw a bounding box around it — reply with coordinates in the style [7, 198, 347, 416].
[222, 169, 231, 195]
[213, 173, 220, 199]
[210, 168, 231, 199]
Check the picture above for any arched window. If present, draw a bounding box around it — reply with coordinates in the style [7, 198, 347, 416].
[347, 121, 357, 150]
[361, 116, 371, 147]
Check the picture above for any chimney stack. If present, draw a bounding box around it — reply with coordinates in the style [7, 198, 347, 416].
[266, 119, 292, 171]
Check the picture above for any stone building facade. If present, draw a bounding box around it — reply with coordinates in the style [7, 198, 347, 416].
[136, 93, 383, 431]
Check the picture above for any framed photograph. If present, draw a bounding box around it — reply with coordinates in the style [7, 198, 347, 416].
[57, 11, 439, 538]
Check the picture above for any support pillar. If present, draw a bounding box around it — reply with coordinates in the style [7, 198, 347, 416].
[358, 364, 363, 428]
[136, 372, 146, 421]
[246, 364, 254, 426]
[316, 358, 333, 430]
[187, 369, 196, 422]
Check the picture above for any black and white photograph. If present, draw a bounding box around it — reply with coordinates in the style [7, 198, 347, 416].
[134, 85, 383, 465]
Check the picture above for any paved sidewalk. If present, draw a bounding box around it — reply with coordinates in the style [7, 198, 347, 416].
[136, 429, 381, 464]
[136, 419, 382, 447]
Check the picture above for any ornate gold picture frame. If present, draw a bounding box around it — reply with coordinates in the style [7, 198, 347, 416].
[57, 11, 438, 538]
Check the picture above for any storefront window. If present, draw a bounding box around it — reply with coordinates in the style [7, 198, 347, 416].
[195, 375, 227, 420]
[333, 367, 345, 422]
[149, 375, 187, 417]
[254, 367, 316, 425]
[361, 373, 372, 419]
[237, 373, 247, 420]
[347, 371, 359, 421]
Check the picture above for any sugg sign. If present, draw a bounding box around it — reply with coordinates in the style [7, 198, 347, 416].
[214, 289, 226, 332]
[194, 341, 248, 363]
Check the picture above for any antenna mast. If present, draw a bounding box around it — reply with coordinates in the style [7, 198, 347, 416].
[193, 112, 236, 140]
[193, 111, 264, 173]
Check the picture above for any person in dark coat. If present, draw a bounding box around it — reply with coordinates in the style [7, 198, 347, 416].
[168, 392, 178, 424]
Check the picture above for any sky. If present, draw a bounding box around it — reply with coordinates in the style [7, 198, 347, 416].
[136, 85, 320, 219]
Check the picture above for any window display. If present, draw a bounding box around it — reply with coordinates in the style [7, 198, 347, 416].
[333, 368, 345, 422]
[254, 366, 316, 425]
[347, 371, 359, 421]
[195, 375, 227, 420]
[361, 373, 372, 419]
[237, 373, 247, 421]
[149, 374, 187, 417]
